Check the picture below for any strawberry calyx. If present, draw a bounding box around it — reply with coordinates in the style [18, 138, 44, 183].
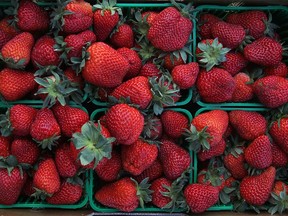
[34, 63, 64, 77]
[71, 121, 115, 169]
[84, 83, 107, 102]
[134, 38, 159, 64]
[32, 187, 53, 201]
[0, 54, 26, 70]
[70, 42, 91, 75]
[34, 134, 61, 150]
[92, 0, 122, 16]
[0, 155, 28, 178]
[131, 177, 153, 208]
[53, 36, 71, 65]
[3, 0, 19, 30]
[170, 0, 194, 20]
[141, 113, 161, 140]
[132, 10, 151, 43]
[238, 34, 254, 51]
[264, 12, 279, 39]
[0, 108, 13, 137]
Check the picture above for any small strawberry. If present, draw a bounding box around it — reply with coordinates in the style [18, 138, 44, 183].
[221, 52, 248, 76]
[272, 181, 288, 197]
[269, 116, 288, 153]
[133, 159, 163, 183]
[110, 23, 134, 48]
[268, 181, 288, 215]
[141, 11, 158, 25]
[0, 136, 10, 157]
[163, 54, 185, 71]
[198, 13, 221, 39]
[151, 177, 172, 208]
[264, 62, 287, 77]
[171, 62, 199, 89]
[231, 73, 254, 102]
[139, 62, 161, 78]
[271, 143, 288, 167]
[198, 138, 226, 162]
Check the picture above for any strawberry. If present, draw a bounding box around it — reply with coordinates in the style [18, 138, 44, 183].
[64, 67, 84, 89]
[197, 168, 226, 191]
[0, 136, 10, 157]
[160, 110, 189, 139]
[198, 138, 226, 161]
[163, 54, 185, 71]
[139, 62, 160, 78]
[55, 143, 79, 178]
[271, 143, 288, 167]
[121, 139, 158, 176]
[93, 0, 122, 41]
[95, 150, 122, 182]
[133, 159, 163, 183]
[82, 42, 129, 88]
[11, 137, 40, 166]
[231, 73, 254, 102]
[253, 76, 288, 108]
[268, 180, 288, 215]
[171, 62, 199, 89]
[142, 115, 163, 140]
[272, 181, 288, 197]
[198, 13, 221, 39]
[270, 117, 288, 153]
[52, 104, 89, 138]
[196, 68, 236, 103]
[0, 104, 37, 137]
[0, 68, 37, 101]
[22, 177, 35, 197]
[159, 139, 190, 180]
[33, 158, 61, 195]
[229, 110, 267, 141]
[110, 23, 134, 48]
[147, 5, 192, 52]
[151, 177, 172, 208]
[221, 52, 248, 76]
[106, 104, 144, 145]
[0, 17, 19, 49]
[141, 11, 158, 25]
[30, 108, 61, 149]
[184, 183, 219, 213]
[264, 62, 287, 77]
[95, 177, 152, 212]
[46, 180, 83, 205]
[211, 21, 246, 49]
[244, 37, 283, 67]
[117, 47, 142, 80]
[239, 166, 276, 206]
[244, 135, 272, 169]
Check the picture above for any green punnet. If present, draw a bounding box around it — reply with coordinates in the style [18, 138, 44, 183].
[93, 0, 122, 16]
[197, 38, 230, 71]
[131, 177, 153, 209]
[72, 121, 115, 168]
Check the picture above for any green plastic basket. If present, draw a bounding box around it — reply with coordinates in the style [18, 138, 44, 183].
[194, 5, 288, 108]
[194, 107, 270, 211]
[0, 104, 89, 209]
[91, 3, 194, 107]
[89, 107, 194, 213]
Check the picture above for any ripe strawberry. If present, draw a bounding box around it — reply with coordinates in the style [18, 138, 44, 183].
[30, 108, 61, 149]
[141, 11, 158, 25]
[271, 143, 288, 167]
[229, 110, 267, 141]
[46, 180, 83, 205]
[163, 54, 185, 71]
[270, 117, 288, 153]
[139, 62, 160, 78]
[17, 0, 49, 32]
[196, 68, 236, 103]
[184, 183, 219, 213]
[159, 139, 190, 180]
[82, 42, 129, 88]
[171, 62, 199, 89]
[197, 169, 226, 191]
[211, 21, 246, 49]
[52, 104, 89, 138]
[0, 136, 10, 157]
[95, 150, 122, 182]
[122, 139, 158, 176]
[117, 47, 142, 80]
[33, 158, 61, 195]
[64, 67, 84, 89]
[272, 181, 288, 197]
[224, 148, 248, 179]
[142, 114, 163, 140]
[160, 110, 189, 139]
[244, 37, 283, 66]
[93, 0, 122, 41]
[198, 138, 226, 161]
[0, 17, 19, 49]
[110, 23, 134, 48]
[221, 52, 248, 76]
[0, 167, 27, 205]
[244, 135, 272, 169]
[264, 62, 287, 77]
[133, 159, 163, 183]
[11, 137, 40, 166]
[151, 177, 172, 208]
[55, 143, 79, 178]
[147, 6, 192, 52]
[253, 76, 288, 108]
[231, 73, 254, 102]
[198, 13, 221, 39]
[0, 68, 37, 101]
[239, 166, 276, 206]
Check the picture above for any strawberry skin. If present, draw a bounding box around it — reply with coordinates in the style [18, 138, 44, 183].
[133, 159, 163, 183]
[264, 62, 287, 77]
[171, 62, 199, 89]
[110, 24, 134, 49]
[232, 73, 254, 102]
[221, 52, 248, 76]
[64, 67, 84, 89]
[224, 149, 248, 179]
[270, 117, 288, 153]
[151, 177, 172, 208]
[163, 55, 184, 71]
[198, 138, 226, 161]
[139, 62, 160, 78]
[240, 166, 276, 206]
[199, 13, 221, 39]
[271, 143, 288, 167]
[0, 18, 19, 49]
[0, 136, 10, 157]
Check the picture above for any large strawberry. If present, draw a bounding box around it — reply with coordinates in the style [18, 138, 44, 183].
[82, 42, 129, 88]
[0, 68, 37, 101]
[221, 52, 248, 76]
[171, 62, 199, 89]
[270, 116, 288, 153]
[198, 13, 221, 39]
[231, 73, 254, 102]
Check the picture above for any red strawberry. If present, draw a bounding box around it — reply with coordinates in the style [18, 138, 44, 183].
[11, 137, 40, 166]
[151, 177, 172, 208]
[163, 54, 185, 71]
[244, 135, 272, 169]
[0, 136, 10, 157]
[231, 73, 254, 102]
[117, 47, 142, 80]
[171, 62, 199, 89]
[139, 62, 160, 78]
[184, 183, 219, 213]
[0, 68, 37, 101]
[52, 104, 89, 138]
[82, 42, 129, 88]
[159, 139, 190, 180]
[197, 169, 226, 191]
[198, 138, 226, 161]
[199, 13, 221, 39]
[229, 110, 267, 141]
[141, 11, 158, 25]
[221, 52, 248, 76]
[224, 148, 248, 179]
[270, 117, 288, 153]
[0, 18, 19, 49]
[160, 110, 189, 139]
[196, 68, 236, 103]
[271, 143, 288, 167]
[253, 76, 288, 108]
[33, 158, 61, 195]
[46, 180, 83, 205]
[110, 23, 134, 48]
[133, 159, 163, 183]
[147, 6, 192, 52]
[240, 166, 276, 206]
[95, 150, 122, 182]
[64, 67, 84, 89]
[121, 139, 158, 176]
[264, 62, 287, 77]
[142, 115, 163, 140]
[211, 21, 246, 49]
[272, 181, 288, 197]
[244, 37, 283, 67]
